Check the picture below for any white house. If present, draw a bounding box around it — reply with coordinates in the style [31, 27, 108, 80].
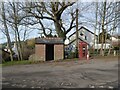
[111, 35, 119, 42]
[68, 26, 98, 48]
[111, 35, 120, 46]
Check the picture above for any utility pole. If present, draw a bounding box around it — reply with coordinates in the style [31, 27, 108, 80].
[94, 2, 98, 57]
[76, 8, 79, 58]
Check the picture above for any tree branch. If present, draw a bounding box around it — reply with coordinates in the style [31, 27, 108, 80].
[56, 2, 75, 20]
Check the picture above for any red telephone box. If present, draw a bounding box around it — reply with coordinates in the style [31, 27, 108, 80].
[79, 41, 88, 60]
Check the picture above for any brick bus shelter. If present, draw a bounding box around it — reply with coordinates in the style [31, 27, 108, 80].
[35, 37, 64, 61]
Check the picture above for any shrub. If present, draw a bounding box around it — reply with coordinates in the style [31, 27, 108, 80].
[22, 48, 35, 60]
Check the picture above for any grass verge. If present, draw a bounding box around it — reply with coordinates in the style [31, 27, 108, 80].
[2, 60, 33, 67]
[2, 58, 80, 67]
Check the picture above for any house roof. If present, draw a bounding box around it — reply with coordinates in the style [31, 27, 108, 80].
[68, 26, 98, 39]
[35, 37, 64, 44]
[112, 34, 120, 39]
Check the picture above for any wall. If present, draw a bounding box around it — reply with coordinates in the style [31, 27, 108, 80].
[35, 44, 45, 61]
[54, 44, 64, 60]
[79, 28, 96, 45]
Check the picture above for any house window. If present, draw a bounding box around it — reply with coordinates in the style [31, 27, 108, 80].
[80, 32, 84, 36]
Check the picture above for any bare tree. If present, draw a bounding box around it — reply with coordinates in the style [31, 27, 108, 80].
[107, 2, 120, 55]
[5, 2, 29, 60]
[23, 2, 76, 40]
[101, 2, 119, 56]
[90, 2, 119, 56]
[1, 2, 13, 61]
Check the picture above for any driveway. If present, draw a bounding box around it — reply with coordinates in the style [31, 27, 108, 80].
[2, 57, 119, 88]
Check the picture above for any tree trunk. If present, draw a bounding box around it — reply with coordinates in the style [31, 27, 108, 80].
[100, 1, 107, 56]
[54, 18, 64, 39]
[103, 31, 107, 56]
[94, 2, 98, 56]
[1, 2, 13, 61]
[15, 25, 23, 60]
[97, 24, 100, 53]
[13, 2, 23, 60]
[14, 31, 20, 60]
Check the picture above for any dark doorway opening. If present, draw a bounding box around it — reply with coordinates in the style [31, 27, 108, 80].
[46, 44, 54, 61]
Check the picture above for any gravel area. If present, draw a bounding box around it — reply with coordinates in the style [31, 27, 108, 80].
[2, 57, 119, 89]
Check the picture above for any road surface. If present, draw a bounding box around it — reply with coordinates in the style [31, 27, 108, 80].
[2, 58, 119, 89]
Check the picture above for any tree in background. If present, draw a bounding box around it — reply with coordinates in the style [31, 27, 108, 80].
[1, 2, 13, 61]
[6, 2, 24, 60]
[86, 2, 119, 56]
[98, 31, 111, 43]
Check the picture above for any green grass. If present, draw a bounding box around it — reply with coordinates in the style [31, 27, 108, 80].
[2, 60, 34, 66]
[2, 58, 80, 67]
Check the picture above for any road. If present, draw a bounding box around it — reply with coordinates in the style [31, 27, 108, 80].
[2, 58, 119, 89]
